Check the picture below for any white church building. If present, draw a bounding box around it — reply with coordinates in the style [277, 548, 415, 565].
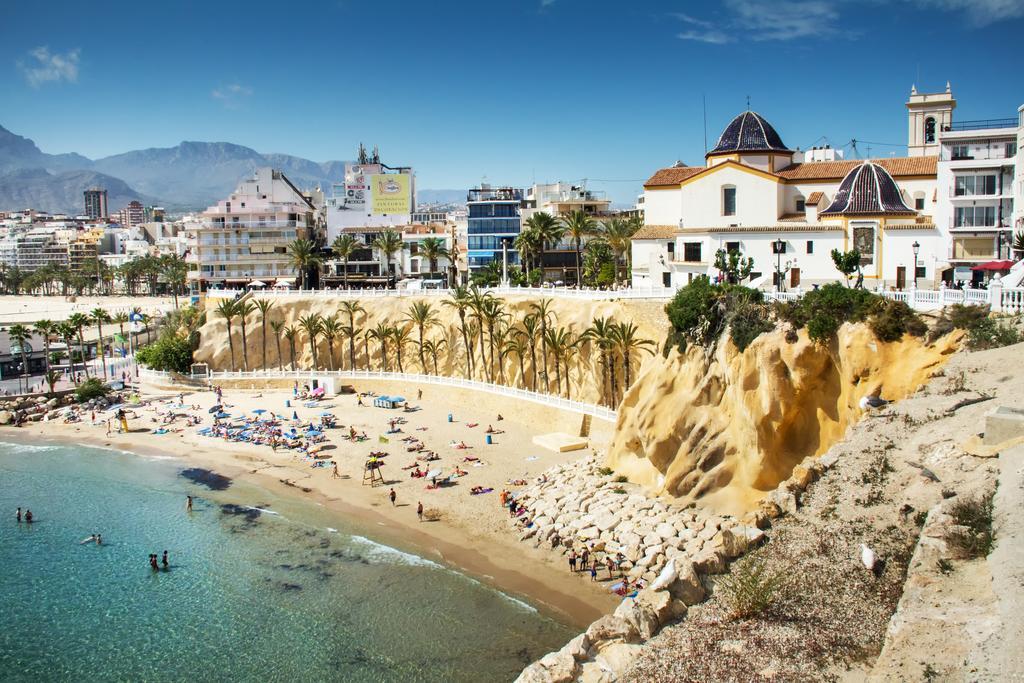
[631, 86, 1020, 291]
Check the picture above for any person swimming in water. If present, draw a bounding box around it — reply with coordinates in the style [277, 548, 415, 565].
[149, 554, 159, 570]
[80, 535, 97, 545]
[16, 507, 21, 522]
[161, 550, 169, 569]
[24, 509, 33, 523]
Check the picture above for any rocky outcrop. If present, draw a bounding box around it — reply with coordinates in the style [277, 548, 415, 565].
[608, 324, 960, 515]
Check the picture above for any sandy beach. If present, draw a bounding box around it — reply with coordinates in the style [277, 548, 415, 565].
[7, 380, 622, 626]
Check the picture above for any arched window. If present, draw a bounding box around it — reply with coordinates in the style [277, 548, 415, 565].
[722, 185, 736, 216]
[924, 117, 936, 144]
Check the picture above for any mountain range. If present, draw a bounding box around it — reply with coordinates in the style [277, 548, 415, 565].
[0, 124, 462, 216]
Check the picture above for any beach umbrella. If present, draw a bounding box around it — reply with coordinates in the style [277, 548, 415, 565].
[426, 469, 442, 479]
[215, 412, 231, 419]
[252, 409, 268, 414]
[209, 405, 222, 414]
[320, 411, 332, 417]
[292, 411, 299, 421]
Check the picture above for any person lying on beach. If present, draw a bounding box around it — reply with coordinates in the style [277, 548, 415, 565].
[470, 486, 493, 495]
[452, 441, 469, 449]
[462, 455, 479, 462]
[466, 423, 479, 428]
[453, 466, 467, 477]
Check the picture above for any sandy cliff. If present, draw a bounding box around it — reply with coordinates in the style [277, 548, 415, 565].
[607, 324, 961, 515]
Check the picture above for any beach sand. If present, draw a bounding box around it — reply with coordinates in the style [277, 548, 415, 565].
[9, 380, 621, 626]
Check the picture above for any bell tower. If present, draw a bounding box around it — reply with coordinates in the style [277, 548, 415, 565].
[906, 83, 956, 157]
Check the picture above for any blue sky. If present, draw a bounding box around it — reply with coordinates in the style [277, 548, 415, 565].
[3, 0, 1023, 204]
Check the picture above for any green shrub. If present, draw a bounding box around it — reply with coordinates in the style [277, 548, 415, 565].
[928, 303, 989, 342]
[664, 277, 772, 352]
[136, 333, 194, 373]
[716, 556, 791, 620]
[597, 466, 614, 476]
[966, 317, 1021, 350]
[75, 378, 110, 403]
[613, 474, 629, 483]
[869, 299, 927, 342]
[946, 492, 995, 558]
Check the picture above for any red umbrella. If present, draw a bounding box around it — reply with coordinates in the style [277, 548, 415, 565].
[971, 260, 1015, 271]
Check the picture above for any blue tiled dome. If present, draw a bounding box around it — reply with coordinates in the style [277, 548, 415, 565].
[820, 162, 915, 216]
[708, 111, 791, 155]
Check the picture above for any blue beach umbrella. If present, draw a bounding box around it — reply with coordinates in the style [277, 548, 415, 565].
[252, 409, 268, 414]
[292, 411, 299, 421]
[215, 412, 231, 419]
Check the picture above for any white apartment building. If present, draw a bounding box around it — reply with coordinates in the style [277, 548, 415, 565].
[322, 224, 454, 287]
[325, 147, 415, 243]
[934, 106, 1022, 284]
[630, 87, 1013, 292]
[187, 167, 314, 289]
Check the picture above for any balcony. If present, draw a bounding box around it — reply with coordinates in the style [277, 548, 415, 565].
[200, 219, 299, 229]
[467, 188, 523, 203]
[945, 118, 1018, 132]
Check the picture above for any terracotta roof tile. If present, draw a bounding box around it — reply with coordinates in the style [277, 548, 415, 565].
[806, 191, 824, 205]
[643, 166, 705, 188]
[632, 224, 679, 239]
[679, 224, 844, 234]
[778, 213, 805, 222]
[777, 156, 936, 181]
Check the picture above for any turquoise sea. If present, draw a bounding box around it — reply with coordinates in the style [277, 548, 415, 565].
[0, 441, 573, 682]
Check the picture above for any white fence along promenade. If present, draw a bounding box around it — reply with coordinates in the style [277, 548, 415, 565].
[139, 368, 619, 422]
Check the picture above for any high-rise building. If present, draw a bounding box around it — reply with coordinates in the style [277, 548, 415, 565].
[325, 145, 415, 242]
[84, 187, 108, 220]
[466, 185, 523, 275]
[186, 167, 315, 290]
[117, 201, 145, 227]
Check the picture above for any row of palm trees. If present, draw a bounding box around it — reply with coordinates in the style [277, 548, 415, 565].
[515, 212, 641, 287]
[6, 307, 152, 394]
[212, 286, 656, 407]
[287, 233, 452, 289]
[0, 255, 189, 305]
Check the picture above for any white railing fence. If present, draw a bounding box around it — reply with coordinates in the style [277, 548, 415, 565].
[202, 285, 679, 302]
[138, 367, 619, 422]
[763, 283, 1024, 314]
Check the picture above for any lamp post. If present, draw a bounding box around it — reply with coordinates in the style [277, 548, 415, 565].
[500, 238, 509, 287]
[773, 238, 785, 291]
[911, 240, 920, 289]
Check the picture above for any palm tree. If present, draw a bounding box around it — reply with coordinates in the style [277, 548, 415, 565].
[543, 326, 577, 398]
[514, 225, 539, 276]
[1014, 231, 1024, 260]
[492, 323, 514, 385]
[298, 313, 323, 369]
[368, 323, 392, 371]
[442, 285, 474, 378]
[583, 317, 616, 406]
[253, 299, 275, 370]
[561, 333, 581, 399]
[44, 369, 60, 396]
[390, 326, 414, 373]
[269, 320, 285, 371]
[481, 297, 508, 381]
[363, 329, 374, 371]
[7, 324, 31, 393]
[505, 329, 529, 389]
[33, 320, 55, 373]
[562, 210, 597, 287]
[288, 238, 322, 290]
[418, 236, 449, 278]
[283, 325, 299, 371]
[160, 254, 188, 308]
[601, 218, 638, 286]
[68, 313, 92, 380]
[320, 314, 342, 371]
[404, 301, 440, 372]
[56, 322, 77, 381]
[524, 212, 563, 286]
[331, 234, 359, 289]
[521, 314, 541, 391]
[529, 299, 554, 392]
[339, 301, 366, 370]
[235, 300, 256, 372]
[214, 300, 238, 372]
[90, 308, 111, 380]
[613, 321, 656, 400]
[372, 230, 404, 287]
[112, 311, 130, 357]
[423, 337, 448, 375]
[468, 287, 495, 381]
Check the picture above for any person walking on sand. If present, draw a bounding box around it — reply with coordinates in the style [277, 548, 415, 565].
[568, 550, 577, 573]
[389, 488, 397, 506]
[590, 561, 598, 582]
[186, 495, 193, 512]
[332, 462, 340, 479]
[417, 501, 423, 522]
[417, 388, 422, 400]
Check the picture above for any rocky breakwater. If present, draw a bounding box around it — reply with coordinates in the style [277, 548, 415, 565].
[607, 323, 960, 516]
[515, 446, 838, 682]
[0, 394, 77, 425]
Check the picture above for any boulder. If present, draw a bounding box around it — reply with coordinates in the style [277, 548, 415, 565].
[0, 411, 12, 425]
[691, 548, 726, 575]
[765, 488, 798, 516]
[593, 513, 620, 532]
[563, 633, 590, 662]
[584, 614, 639, 646]
[593, 642, 645, 678]
[635, 587, 675, 625]
[616, 531, 641, 549]
[714, 525, 766, 559]
[654, 522, 676, 539]
[669, 560, 706, 605]
[613, 597, 660, 640]
[788, 464, 816, 490]
[536, 649, 578, 683]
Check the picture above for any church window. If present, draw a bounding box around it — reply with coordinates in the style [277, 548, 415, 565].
[924, 117, 936, 144]
[722, 186, 736, 216]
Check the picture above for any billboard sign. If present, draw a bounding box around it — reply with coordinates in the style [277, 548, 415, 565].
[343, 163, 381, 210]
[370, 173, 412, 214]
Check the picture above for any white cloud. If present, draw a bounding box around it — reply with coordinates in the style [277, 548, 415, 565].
[725, 0, 839, 40]
[914, 0, 1024, 25]
[211, 83, 254, 107]
[677, 29, 734, 44]
[18, 47, 80, 87]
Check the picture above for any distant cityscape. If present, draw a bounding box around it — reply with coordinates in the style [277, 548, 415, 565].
[0, 84, 1021, 294]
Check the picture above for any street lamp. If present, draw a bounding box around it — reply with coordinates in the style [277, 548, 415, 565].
[911, 240, 921, 289]
[773, 239, 785, 290]
[500, 238, 510, 287]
